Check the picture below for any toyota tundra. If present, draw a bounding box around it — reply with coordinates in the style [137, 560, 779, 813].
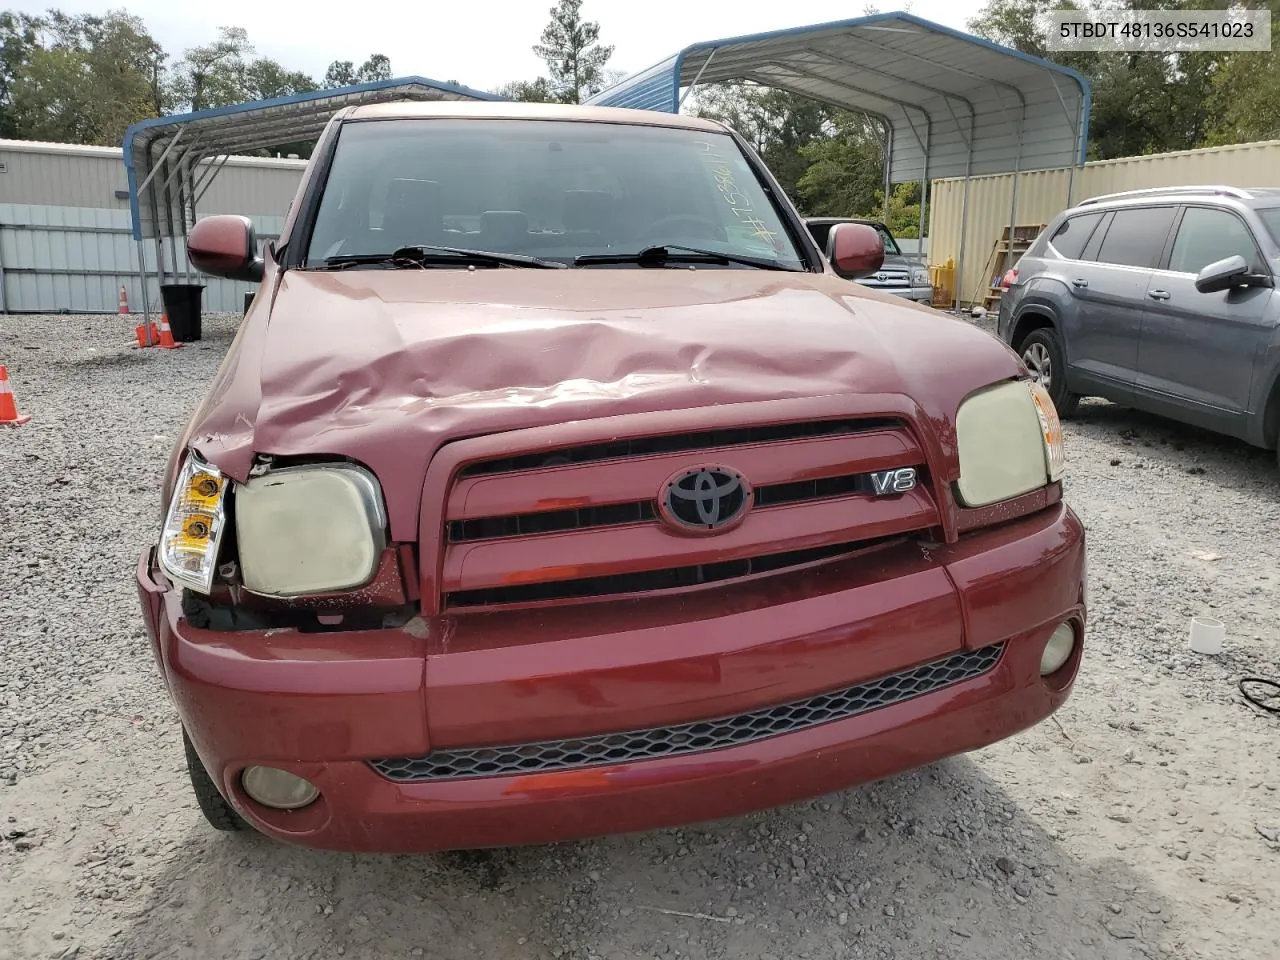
[135, 100, 1086, 852]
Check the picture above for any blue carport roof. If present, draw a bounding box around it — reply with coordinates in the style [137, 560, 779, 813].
[122, 76, 503, 241]
[585, 11, 1091, 184]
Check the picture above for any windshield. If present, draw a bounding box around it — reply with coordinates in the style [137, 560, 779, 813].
[1259, 207, 1280, 249]
[304, 119, 806, 269]
[872, 224, 902, 256]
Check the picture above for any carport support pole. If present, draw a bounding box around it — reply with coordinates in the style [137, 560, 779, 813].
[1003, 100, 1026, 287]
[135, 239, 153, 345]
[882, 121, 892, 223]
[955, 178, 971, 314]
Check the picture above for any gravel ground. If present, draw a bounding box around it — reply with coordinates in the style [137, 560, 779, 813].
[1, 311, 1278, 960]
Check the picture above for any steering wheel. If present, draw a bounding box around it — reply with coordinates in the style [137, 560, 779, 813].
[641, 213, 726, 243]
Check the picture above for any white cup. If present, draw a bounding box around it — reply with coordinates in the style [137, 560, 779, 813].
[1189, 616, 1225, 655]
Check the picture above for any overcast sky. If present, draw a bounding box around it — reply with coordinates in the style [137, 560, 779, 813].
[10, 1, 989, 92]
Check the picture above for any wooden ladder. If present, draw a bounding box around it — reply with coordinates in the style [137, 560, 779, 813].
[980, 224, 1045, 310]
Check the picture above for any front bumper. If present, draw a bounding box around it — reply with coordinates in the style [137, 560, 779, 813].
[136, 503, 1085, 853]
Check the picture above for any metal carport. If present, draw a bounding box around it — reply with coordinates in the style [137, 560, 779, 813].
[121, 76, 501, 334]
[585, 10, 1091, 309]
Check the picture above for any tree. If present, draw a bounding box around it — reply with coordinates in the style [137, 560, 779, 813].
[692, 82, 839, 202]
[322, 53, 391, 88]
[171, 26, 253, 112]
[244, 58, 315, 101]
[495, 77, 556, 102]
[966, 0, 1234, 159]
[1203, 0, 1280, 144]
[3, 8, 167, 145]
[0, 11, 41, 136]
[533, 0, 614, 103]
[794, 111, 887, 217]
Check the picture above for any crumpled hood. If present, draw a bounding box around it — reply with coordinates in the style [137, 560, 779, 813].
[186, 268, 1020, 539]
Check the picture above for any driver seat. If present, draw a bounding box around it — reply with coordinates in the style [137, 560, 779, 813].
[381, 179, 444, 250]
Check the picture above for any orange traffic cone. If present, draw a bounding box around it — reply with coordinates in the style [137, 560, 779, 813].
[134, 322, 159, 348]
[0, 366, 30, 426]
[118, 285, 130, 315]
[156, 314, 181, 349]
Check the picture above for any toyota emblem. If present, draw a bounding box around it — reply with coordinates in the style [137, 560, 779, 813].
[875, 272, 887, 282]
[658, 465, 752, 535]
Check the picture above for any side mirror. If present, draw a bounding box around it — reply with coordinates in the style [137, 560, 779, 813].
[187, 214, 264, 283]
[1195, 254, 1251, 294]
[826, 221, 885, 280]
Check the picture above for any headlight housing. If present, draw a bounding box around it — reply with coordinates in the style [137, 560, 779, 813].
[910, 266, 930, 286]
[158, 453, 228, 594]
[234, 463, 386, 597]
[954, 379, 1065, 508]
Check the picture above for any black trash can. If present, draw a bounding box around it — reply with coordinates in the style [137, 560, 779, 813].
[160, 283, 205, 342]
[243, 291, 255, 315]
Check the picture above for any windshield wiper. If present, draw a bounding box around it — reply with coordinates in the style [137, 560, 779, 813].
[575, 244, 801, 272]
[318, 244, 566, 270]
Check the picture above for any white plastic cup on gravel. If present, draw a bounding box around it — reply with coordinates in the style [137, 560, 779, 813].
[1188, 616, 1225, 655]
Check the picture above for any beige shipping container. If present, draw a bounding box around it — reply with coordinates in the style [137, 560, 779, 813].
[929, 138, 1280, 309]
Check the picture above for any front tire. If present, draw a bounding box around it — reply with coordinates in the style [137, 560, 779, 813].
[183, 729, 248, 832]
[1019, 327, 1080, 418]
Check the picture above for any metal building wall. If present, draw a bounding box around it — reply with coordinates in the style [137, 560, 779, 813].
[929, 138, 1280, 307]
[0, 139, 305, 213]
[0, 139, 304, 314]
[0, 204, 286, 314]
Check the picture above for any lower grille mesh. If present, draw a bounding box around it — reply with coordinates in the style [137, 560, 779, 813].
[369, 643, 1004, 782]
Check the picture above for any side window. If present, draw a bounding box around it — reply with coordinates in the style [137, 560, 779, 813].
[1094, 206, 1178, 268]
[1048, 212, 1104, 260]
[1080, 211, 1112, 262]
[1167, 206, 1261, 274]
[807, 222, 832, 252]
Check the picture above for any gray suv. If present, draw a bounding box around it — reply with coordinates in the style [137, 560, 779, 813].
[806, 217, 932, 304]
[997, 186, 1280, 461]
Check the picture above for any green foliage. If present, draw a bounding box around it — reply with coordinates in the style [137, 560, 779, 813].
[1202, 1, 1280, 144]
[531, 0, 614, 104]
[494, 77, 556, 102]
[965, 0, 1251, 159]
[692, 82, 849, 204]
[793, 110, 886, 218]
[322, 54, 391, 89]
[0, 8, 390, 152]
[1, 8, 165, 143]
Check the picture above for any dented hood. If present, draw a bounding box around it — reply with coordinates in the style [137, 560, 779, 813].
[186, 268, 1020, 539]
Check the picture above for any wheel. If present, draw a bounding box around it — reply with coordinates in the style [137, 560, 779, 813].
[1019, 327, 1080, 418]
[183, 729, 247, 832]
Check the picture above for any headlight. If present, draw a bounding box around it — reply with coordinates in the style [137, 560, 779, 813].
[911, 266, 930, 285]
[954, 380, 1065, 508]
[234, 463, 386, 597]
[158, 453, 228, 594]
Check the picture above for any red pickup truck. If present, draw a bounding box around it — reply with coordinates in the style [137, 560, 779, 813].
[136, 100, 1085, 853]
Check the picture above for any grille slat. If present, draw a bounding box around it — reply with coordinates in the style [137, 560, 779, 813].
[445, 535, 901, 608]
[448, 470, 890, 543]
[437, 416, 937, 608]
[370, 644, 1004, 782]
[460, 418, 899, 477]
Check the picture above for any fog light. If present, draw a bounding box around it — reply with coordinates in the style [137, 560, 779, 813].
[1040, 622, 1076, 676]
[241, 766, 319, 810]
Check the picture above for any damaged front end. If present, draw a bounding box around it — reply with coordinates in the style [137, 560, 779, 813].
[153, 449, 421, 635]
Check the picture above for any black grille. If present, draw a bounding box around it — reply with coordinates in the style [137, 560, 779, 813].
[459, 418, 899, 477]
[369, 644, 1004, 782]
[448, 470, 890, 543]
[450, 501, 657, 542]
[444, 536, 902, 608]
